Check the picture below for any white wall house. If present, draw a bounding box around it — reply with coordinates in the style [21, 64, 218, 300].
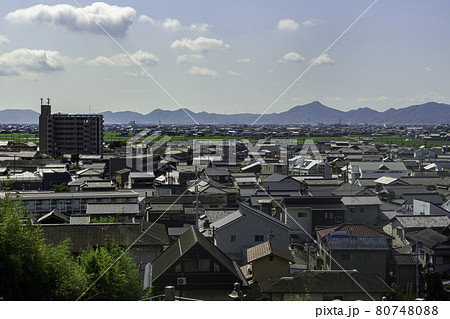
[347, 162, 408, 184]
[205, 204, 291, 264]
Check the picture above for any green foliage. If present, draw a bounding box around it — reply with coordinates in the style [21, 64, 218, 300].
[51, 183, 70, 192]
[385, 283, 415, 301]
[91, 216, 118, 223]
[420, 266, 447, 301]
[70, 153, 80, 164]
[286, 293, 312, 301]
[0, 193, 87, 300]
[78, 239, 143, 301]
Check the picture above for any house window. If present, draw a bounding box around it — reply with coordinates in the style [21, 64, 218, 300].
[270, 255, 274, 261]
[396, 228, 404, 239]
[174, 263, 181, 272]
[213, 262, 221, 272]
[359, 207, 364, 213]
[255, 235, 264, 242]
[335, 216, 343, 223]
[325, 212, 333, 219]
[297, 212, 307, 218]
[350, 207, 355, 213]
[230, 235, 236, 242]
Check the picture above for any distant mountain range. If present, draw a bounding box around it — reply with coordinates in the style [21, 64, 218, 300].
[1, 101, 449, 125]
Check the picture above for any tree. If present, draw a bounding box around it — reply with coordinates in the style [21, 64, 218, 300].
[51, 183, 70, 192]
[70, 153, 80, 165]
[420, 266, 447, 301]
[90, 216, 118, 223]
[78, 239, 144, 301]
[0, 193, 88, 300]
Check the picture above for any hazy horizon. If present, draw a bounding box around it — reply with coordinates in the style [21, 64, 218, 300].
[1, 1, 449, 116]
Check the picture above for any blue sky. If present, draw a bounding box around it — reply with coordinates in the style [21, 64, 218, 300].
[0, 0, 449, 115]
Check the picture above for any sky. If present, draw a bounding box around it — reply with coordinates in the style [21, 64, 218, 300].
[0, 0, 449, 116]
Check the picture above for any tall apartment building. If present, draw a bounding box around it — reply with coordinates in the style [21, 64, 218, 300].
[39, 99, 103, 156]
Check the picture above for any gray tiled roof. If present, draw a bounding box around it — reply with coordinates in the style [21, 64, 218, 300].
[396, 215, 450, 229]
[260, 270, 392, 294]
[210, 210, 243, 229]
[326, 236, 389, 250]
[392, 254, 417, 266]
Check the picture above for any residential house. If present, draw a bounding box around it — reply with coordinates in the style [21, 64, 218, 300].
[406, 228, 450, 276]
[259, 270, 392, 301]
[281, 197, 346, 242]
[341, 196, 383, 225]
[115, 168, 131, 189]
[316, 234, 389, 280]
[390, 254, 417, 292]
[204, 167, 232, 185]
[347, 162, 408, 184]
[144, 226, 248, 301]
[383, 215, 450, 248]
[203, 203, 291, 264]
[1, 189, 140, 215]
[413, 199, 450, 217]
[86, 202, 140, 222]
[240, 241, 294, 283]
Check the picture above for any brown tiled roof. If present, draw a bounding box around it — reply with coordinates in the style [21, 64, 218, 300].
[316, 223, 393, 240]
[246, 241, 294, 263]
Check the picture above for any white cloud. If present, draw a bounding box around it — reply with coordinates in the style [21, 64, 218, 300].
[170, 36, 230, 52]
[277, 19, 299, 31]
[137, 15, 156, 25]
[5, 2, 136, 37]
[357, 97, 369, 103]
[302, 19, 324, 27]
[177, 54, 205, 64]
[138, 15, 208, 33]
[237, 58, 252, 63]
[187, 66, 218, 77]
[324, 97, 344, 102]
[88, 50, 158, 67]
[376, 96, 389, 102]
[227, 70, 242, 77]
[0, 48, 74, 78]
[408, 91, 446, 103]
[0, 35, 10, 44]
[283, 52, 305, 62]
[424, 67, 432, 72]
[311, 53, 335, 65]
[190, 23, 209, 33]
[162, 18, 181, 32]
[124, 71, 147, 78]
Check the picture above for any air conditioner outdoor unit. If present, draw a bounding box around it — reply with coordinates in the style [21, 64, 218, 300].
[177, 277, 187, 285]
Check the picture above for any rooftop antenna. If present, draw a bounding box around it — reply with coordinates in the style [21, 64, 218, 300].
[47, 98, 50, 105]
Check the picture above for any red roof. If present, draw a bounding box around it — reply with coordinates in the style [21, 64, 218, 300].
[316, 223, 393, 240]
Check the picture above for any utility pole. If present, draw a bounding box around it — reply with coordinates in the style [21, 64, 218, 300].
[416, 239, 420, 299]
[195, 165, 199, 229]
